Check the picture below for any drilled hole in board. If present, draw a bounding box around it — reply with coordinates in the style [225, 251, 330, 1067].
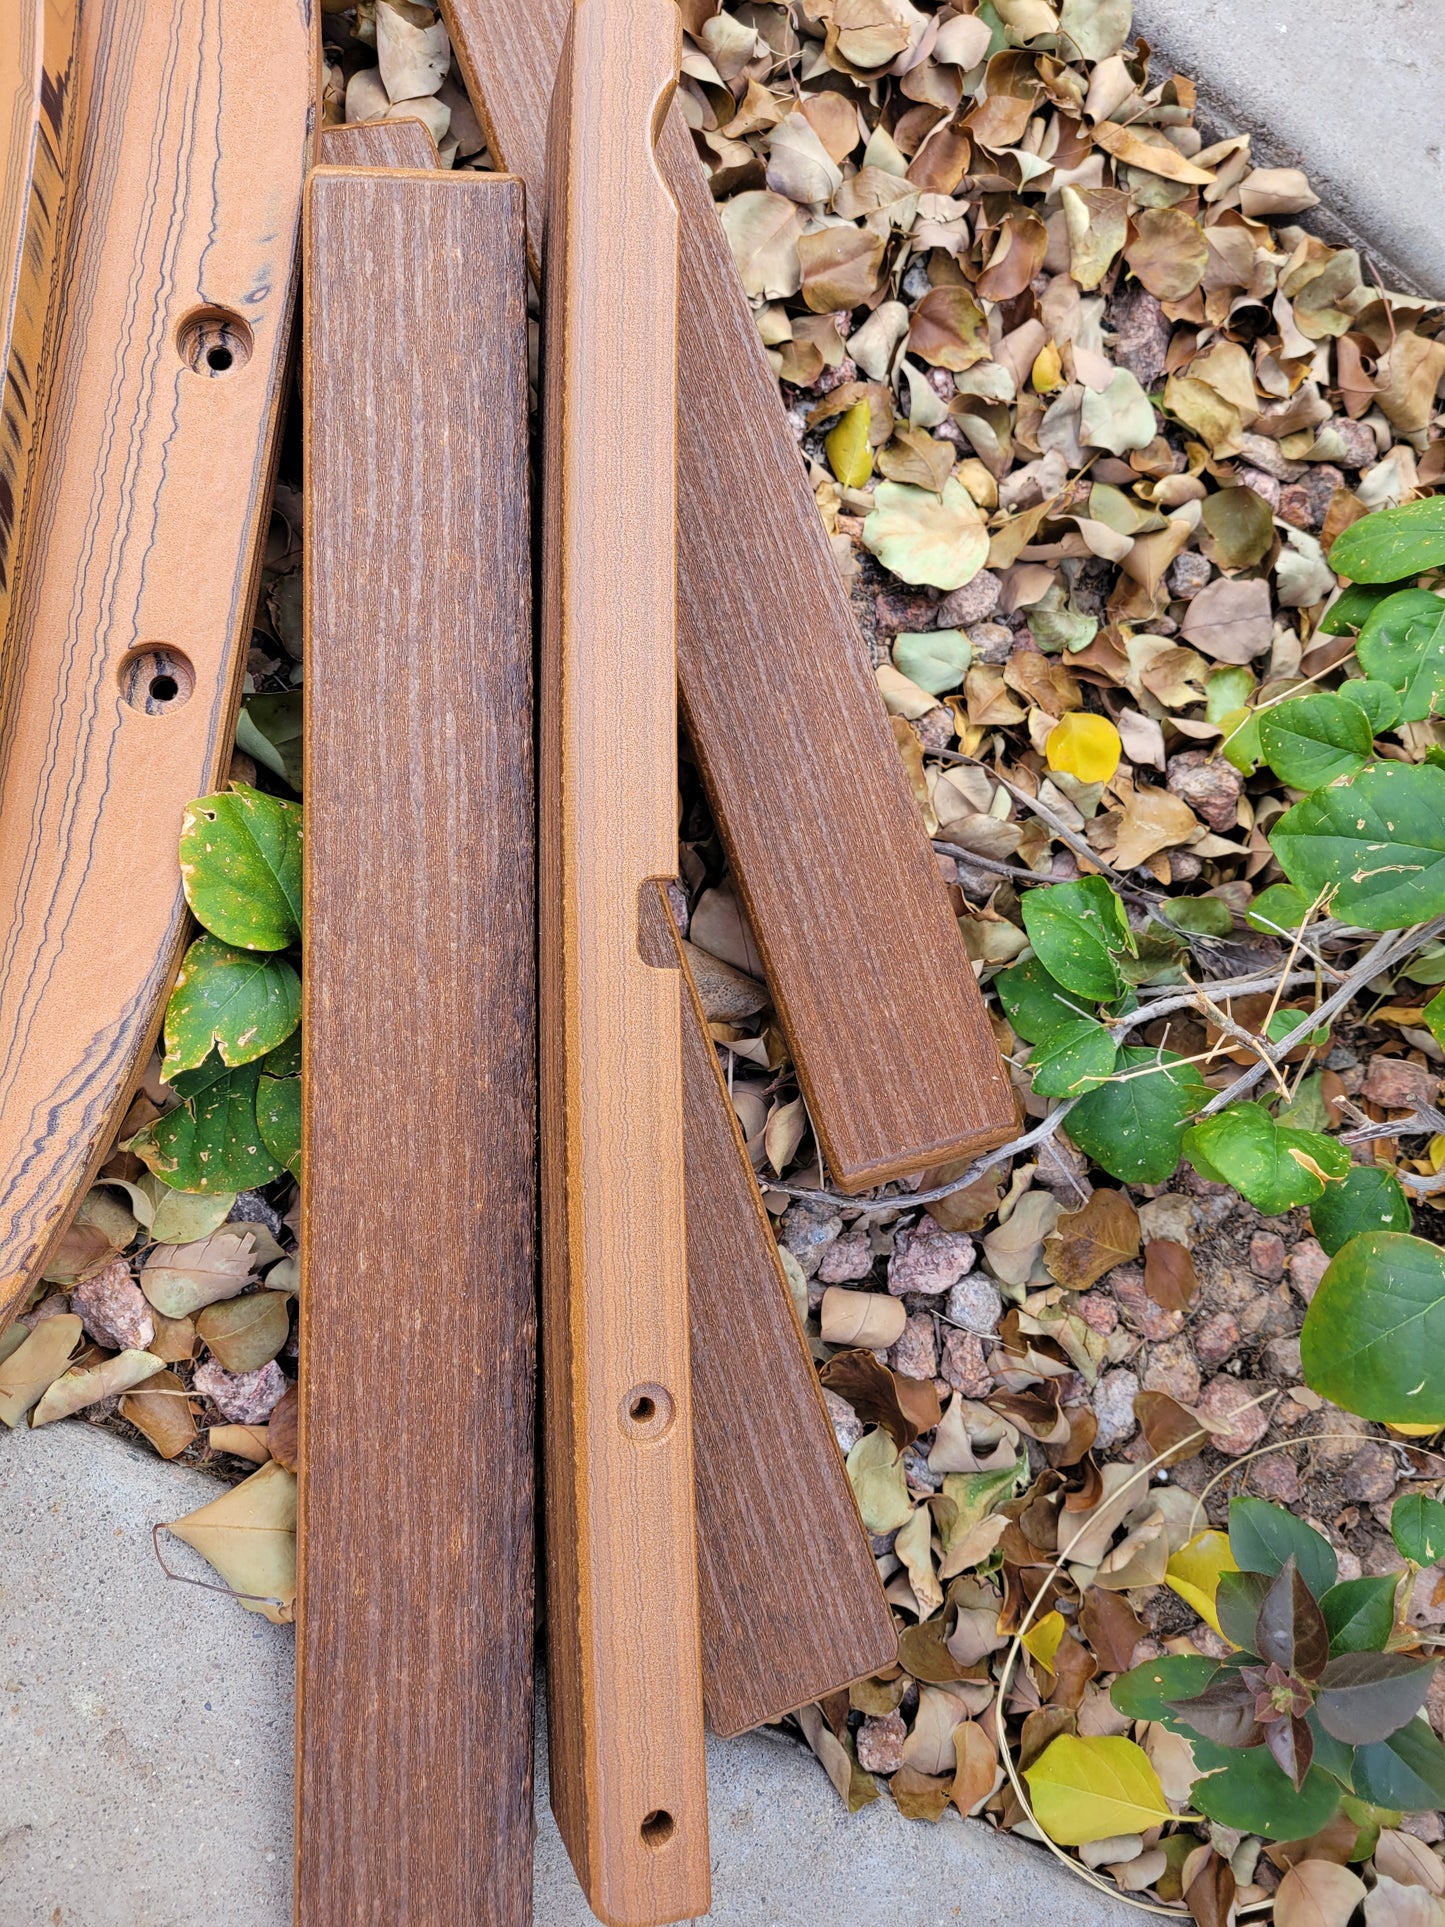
[619, 1383, 674, 1442]
[118, 647, 195, 714]
[640, 1810, 675, 1850]
[176, 306, 252, 377]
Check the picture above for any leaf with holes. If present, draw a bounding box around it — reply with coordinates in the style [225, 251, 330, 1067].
[1392, 1492, 1445, 1567]
[1309, 1165, 1412, 1257]
[1271, 761, 1445, 930]
[1066, 1048, 1212, 1185]
[1329, 498, 1445, 583]
[1020, 876, 1134, 1001]
[1028, 1017, 1118, 1098]
[132, 1053, 283, 1194]
[1258, 694, 1374, 791]
[1314, 1651, 1436, 1745]
[179, 785, 303, 952]
[1111, 1654, 1218, 1726]
[1229, 1497, 1338, 1597]
[1301, 1231, 1445, 1424]
[995, 955, 1098, 1046]
[1023, 1734, 1174, 1846]
[162, 935, 301, 1080]
[1183, 1103, 1349, 1215]
[1356, 590, 1445, 723]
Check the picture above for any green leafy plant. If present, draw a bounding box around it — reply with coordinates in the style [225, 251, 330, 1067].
[1110, 1497, 1445, 1839]
[1329, 496, 1445, 584]
[133, 786, 304, 1195]
[1300, 1231, 1445, 1424]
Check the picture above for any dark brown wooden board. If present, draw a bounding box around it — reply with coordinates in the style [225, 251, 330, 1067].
[0, 0, 312, 1330]
[442, 0, 1016, 1194]
[299, 167, 535, 1927]
[666, 887, 898, 1737]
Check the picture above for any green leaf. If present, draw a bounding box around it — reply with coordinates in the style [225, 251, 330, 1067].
[1028, 1018, 1118, 1098]
[1247, 882, 1313, 936]
[1207, 665, 1256, 725]
[1319, 583, 1399, 635]
[1159, 895, 1234, 937]
[1023, 1734, 1174, 1846]
[256, 1070, 301, 1181]
[1274, 1069, 1332, 1133]
[1110, 1654, 1219, 1725]
[1189, 1749, 1342, 1839]
[995, 955, 1098, 1046]
[862, 478, 990, 590]
[1315, 1652, 1436, 1746]
[179, 785, 303, 952]
[1392, 1492, 1445, 1567]
[1426, 987, 1445, 1049]
[1258, 694, 1374, 791]
[1337, 679, 1404, 734]
[132, 1053, 283, 1194]
[1183, 1102, 1350, 1216]
[1310, 1165, 1413, 1257]
[1320, 1576, 1399, 1655]
[1405, 942, 1445, 987]
[1270, 761, 1445, 931]
[1301, 1231, 1445, 1424]
[1214, 1569, 1271, 1653]
[235, 690, 304, 792]
[1351, 1721, 1445, 1810]
[1218, 705, 1263, 776]
[1264, 1009, 1329, 1050]
[1020, 876, 1134, 1001]
[1229, 1496, 1338, 1597]
[1065, 1048, 1211, 1185]
[161, 934, 301, 1080]
[1356, 590, 1445, 723]
[892, 629, 972, 696]
[1330, 497, 1445, 583]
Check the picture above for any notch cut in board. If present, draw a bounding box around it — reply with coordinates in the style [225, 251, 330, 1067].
[0, 0, 79, 684]
[323, 104, 895, 1747]
[300, 165, 535, 1927]
[441, 0, 1016, 1194]
[0, 0, 312, 1329]
[539, 0, 709, 1919]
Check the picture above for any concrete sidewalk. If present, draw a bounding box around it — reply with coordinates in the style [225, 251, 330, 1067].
[1135, 0, 1445, 295]
[1, 1422, 1124, 1927]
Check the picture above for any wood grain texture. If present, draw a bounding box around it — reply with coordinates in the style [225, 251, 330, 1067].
[300, 167, 534, 1927]
[0, 0, 313, 1330]
[540, 4, 709, 1920]
[317, 117, 439, 169]
[664, 885, 898, 1736]
[0, 0, 78, 674]
[442, 0, 1016, 1194]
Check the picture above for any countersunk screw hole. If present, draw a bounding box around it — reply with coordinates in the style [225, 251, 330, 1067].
[640, 1810, 674, 1849]
[176, 306, 252, 377]
[149, 674, 179, 703]
[206, 345, 233, 373]
[618, 1383, 674, 1441]
[118, 647, 194, 714]
[629, 1395, 655, 1424]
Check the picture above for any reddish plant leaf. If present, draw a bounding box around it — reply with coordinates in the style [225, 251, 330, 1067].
[1256, 1559, 1331, 1682]
[1265, 1711, 1315, 1792]
[1315, 1651, 1437, 1745]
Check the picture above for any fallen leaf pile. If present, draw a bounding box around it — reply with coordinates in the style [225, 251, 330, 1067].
[6, 0, 1445, 1909]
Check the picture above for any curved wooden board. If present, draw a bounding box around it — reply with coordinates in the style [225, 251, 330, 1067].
[540, 1, 709, 1920]
[442, 0, 1016, 1194]
[0, 0, 313, 1327]
[0, 0, 79, 679]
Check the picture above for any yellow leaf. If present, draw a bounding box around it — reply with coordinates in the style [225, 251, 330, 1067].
[826, 397, 874, 488]
[1031, 340, 1063, 393]
[166, 1460, 297, 1624]
[1021, 1609, 1066, 1674]
[1046, 711, 1122, 784]
[1024, 1734, 1175, 1846]
[1164, 1528, 1238, 1637]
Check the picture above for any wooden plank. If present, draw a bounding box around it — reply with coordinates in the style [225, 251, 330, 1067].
[0, 0, 79, 694]
[664, 886, 898, 1737]
[319, 110, 892, 1749]
[442, 0, 1016, 1194]
[299, 166, 534, 1927]
[318, 117, 439, 169]
[540, 2, 709, 1920]
[0, 0, 312, 1329]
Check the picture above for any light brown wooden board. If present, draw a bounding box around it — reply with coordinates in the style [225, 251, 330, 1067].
[442, 0, 1016, 1194]
[300, 165, 535, 1927]
[540, 2, 710, 1919]
[317, 116, 439, 170]
[665, 885, 898, 1736]
[0, 0, 77, 680]
[0, 0, 312, 1330]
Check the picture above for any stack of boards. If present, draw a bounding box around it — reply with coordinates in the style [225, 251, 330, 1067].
[0, 0, 1016, 1922]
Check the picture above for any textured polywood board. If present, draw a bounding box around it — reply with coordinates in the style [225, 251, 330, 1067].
[442, 0, 1016, 1194]
[0, 0, 78, 678]
[300, 165, 535, 1927]
[317, 116, 439, 169]
[539, 0, 710, 1920]
[666, 889, 899, 1737]
[0, 0, 313, 1331]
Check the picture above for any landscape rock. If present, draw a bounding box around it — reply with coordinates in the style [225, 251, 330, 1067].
[1092, 1369, 1140, 1450]
[1277, 464, 1346, 532]
[1341, 1446, 1399, 1505]
[1195, 1377, 1271, 1456]
[941, 1329, 993, 1397]
[1138, 1194, 1196, 1248]
[888, 1313, 939, 1384]
[945, 1271, 1002, 1335]
[888, 1219, 976, 1298]
[1166, 751, 1242, 832]
[1142, 1336, 1200, 1406]
[1109, 1264, 1185, 1342]
[1193, 1311, 1241, 1370]
[70, 1260, 154, 1353]
[1167, 552, 1213, 601]
[1248, 1232, 1286, 1282]
[193, 1359, 288, 1425]
[822, 1386, 863, 1454]
[935, 571, 1001, 628]
[856, 1711, 907, 1774]
[779, 1199, 843, 1279]
[1106, 285, 1171, 387]
[817, 1226, 874, 1284]
[1362, 1055, 1441, 1112]
[1288, 1238, 1330, 1304]
[1247, 1455, 1301, 1503]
